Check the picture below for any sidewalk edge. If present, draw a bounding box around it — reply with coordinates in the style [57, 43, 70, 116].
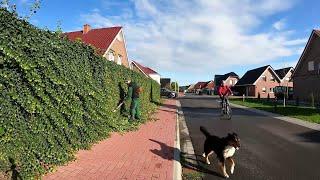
[230, 102, 320, 131]
[173, 100, 182, 180]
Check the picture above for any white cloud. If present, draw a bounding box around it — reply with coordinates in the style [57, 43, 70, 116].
[273, 19, 286, 30]
[80, 0, 305, 83]
[284, 38, 308, 46]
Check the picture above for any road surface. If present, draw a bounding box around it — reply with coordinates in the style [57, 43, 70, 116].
[179, 95, 320, 180]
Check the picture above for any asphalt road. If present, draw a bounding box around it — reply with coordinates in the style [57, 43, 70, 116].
[179, 94, 320, 180]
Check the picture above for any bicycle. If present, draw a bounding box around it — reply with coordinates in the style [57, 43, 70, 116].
[220, 96, 232, 120]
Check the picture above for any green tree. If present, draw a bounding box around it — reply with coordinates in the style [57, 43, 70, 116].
[171, 81, 179, 92]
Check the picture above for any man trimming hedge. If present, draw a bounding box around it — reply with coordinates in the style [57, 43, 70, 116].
[125, 80, 142, 121]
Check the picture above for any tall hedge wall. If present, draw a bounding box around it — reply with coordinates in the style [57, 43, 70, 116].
[0, 9, 160, 179]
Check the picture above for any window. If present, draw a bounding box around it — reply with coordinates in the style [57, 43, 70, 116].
[308, 61, 314, 71]
[262, 87, 266, 93]
[117, 55, 122, 65]
[261, 75, 266, 81]
[108, 51, 114, 61]
[229, 80, 233, 85]
[270, 76, 275, 82]
[270, 88, 274, 93]
[234, 79, 237, 84]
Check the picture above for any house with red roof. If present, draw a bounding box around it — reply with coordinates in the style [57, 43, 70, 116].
[131, 61, 160, 84]
[64, 24, 129, 68]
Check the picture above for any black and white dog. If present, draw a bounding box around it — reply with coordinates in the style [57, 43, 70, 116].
[200, 126, 240, 178]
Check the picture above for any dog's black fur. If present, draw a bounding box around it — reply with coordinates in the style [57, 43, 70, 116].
[200, 126, 240, 178]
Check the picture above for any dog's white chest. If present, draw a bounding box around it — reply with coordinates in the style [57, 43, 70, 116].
[223, 146, 236, 158]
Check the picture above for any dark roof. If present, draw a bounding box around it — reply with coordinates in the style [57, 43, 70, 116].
[236, 65, 270, 86]
[64, 26, 122, 55]
[275, 67, 293, 80]
[215, 72, 239, 85]
[132, 61, 159, 75]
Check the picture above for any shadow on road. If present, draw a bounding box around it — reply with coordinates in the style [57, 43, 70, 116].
[180, 152, 224, 178]
[296, 130, 320, 143]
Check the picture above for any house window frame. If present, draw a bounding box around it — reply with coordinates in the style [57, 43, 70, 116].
[261, 75, 266, 81]
[308, 61, 314, 71]
[270, 88, 274, 93]
[117, 55, 122, 65]
[262, 87, 266, 93]
[270, 76, 275, 82]
[108, 51, 115, 61]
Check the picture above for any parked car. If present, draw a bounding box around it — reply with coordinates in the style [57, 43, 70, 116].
[274, 86, 293, 100]
[160, 88, 178, 98]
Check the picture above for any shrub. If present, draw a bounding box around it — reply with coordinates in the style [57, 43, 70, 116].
[0, 9, 160, 179]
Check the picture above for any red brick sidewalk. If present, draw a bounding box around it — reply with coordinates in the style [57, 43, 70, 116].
[44, 99, 177, 180]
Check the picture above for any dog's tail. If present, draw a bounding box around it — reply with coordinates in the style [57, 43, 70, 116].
[200, 126, 211, 137]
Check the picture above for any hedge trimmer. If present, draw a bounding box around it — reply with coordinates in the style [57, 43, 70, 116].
[112, 95, 127, 112]
[112, 101, 125, 112]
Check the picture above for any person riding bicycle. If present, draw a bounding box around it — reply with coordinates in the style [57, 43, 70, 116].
[218, 81, 233, 107]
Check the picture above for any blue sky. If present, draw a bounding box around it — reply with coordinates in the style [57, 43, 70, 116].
[8, 0, 320, 86]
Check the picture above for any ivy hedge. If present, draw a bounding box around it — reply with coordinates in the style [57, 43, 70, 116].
[0, 9, 160, 179]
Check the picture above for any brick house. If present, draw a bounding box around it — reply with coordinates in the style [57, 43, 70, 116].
[234, 65, 281, 98]
[214, 72, 239, 94]
[131, 61, 160, 84]
[292, 29, 320, 104]
[275, 67, 294, 87]
[64, 24, 129, 67]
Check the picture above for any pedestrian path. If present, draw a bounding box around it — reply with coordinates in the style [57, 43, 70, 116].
[44, 99, 177, 180]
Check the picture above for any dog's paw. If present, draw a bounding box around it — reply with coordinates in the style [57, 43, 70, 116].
[202, 153, 206, 157]
[224, 174, 229, 178]
[230, 167, 234, 174]
[206, 161, 210, 165]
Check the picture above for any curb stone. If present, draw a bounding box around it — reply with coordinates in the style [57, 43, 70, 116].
[176, 100, 199, 176]
[173, 100, 182, 180]
[230, 102, 320, 131]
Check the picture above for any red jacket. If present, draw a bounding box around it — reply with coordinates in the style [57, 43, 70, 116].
[218, 85, 232, 96]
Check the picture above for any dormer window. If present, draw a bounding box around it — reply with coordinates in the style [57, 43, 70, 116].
[308, 61, 314, 71]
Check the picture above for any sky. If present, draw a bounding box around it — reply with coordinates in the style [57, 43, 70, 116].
[8, 0, 320, 86]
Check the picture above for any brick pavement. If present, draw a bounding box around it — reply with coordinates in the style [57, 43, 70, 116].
[44, 99, 177, 180]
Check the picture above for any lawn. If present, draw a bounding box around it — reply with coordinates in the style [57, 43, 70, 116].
[230, 98, 320, 124]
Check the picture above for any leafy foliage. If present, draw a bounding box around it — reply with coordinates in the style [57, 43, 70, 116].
[0, 9, 160, 179]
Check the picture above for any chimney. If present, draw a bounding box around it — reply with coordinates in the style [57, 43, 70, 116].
[83, 24, 91, 34]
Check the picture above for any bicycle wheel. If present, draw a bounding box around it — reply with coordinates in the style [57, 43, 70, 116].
[226, 105, 232, 120]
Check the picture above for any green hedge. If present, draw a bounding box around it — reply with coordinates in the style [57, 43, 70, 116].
[0, 9, 160, 179]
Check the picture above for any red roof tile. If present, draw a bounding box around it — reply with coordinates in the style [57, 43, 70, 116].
[64, 26, 122, 55]
[194, 82, 208, 89]
[132, 61, 159, 75]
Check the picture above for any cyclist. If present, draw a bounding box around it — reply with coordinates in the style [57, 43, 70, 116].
[218, 81, 233, 109]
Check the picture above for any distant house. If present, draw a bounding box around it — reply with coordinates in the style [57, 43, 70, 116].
[202, 80, 215, 95]
[234, 65, 281, 98]
[131, 61, 160, 84]
[64, 24, 129, 67]
[186, 84, 195, 93]
[160, 78, 171, 89]
[292, 29, 320, 104]
[275, 67, 294, 87]
[179, 85, 190, 92]
[214, 72, 239, 94]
